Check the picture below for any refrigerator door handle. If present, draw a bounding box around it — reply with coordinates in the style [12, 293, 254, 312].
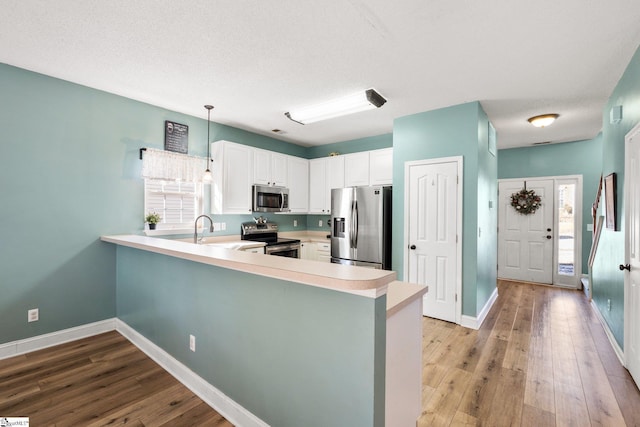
[353, 200, 359, 248]
[350, 200, 356, 248]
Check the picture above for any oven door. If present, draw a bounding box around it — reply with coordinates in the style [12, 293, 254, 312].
[265, 243, 300, 258]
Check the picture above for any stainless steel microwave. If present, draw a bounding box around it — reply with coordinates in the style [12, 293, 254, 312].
[252, 184, 290, 212]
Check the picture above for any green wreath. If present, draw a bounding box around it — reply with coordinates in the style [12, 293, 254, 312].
[510, 189, 541, 215]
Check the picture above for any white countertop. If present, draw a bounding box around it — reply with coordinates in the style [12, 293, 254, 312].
[101, 234, 395, 298]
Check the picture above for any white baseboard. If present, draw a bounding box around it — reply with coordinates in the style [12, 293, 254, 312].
[460, 287, 499, 330]
[590, 300, 625, 366]
[0, 318, 116, 360]
[115, 319, 268, 427]
[0, 319, 267, 427]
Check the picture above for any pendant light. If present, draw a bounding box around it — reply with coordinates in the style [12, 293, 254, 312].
[203, 104, 214, 182]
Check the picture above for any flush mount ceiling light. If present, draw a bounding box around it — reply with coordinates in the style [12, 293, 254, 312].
[527, 113, 559, 128]
[285, 88, 387, 125]
[202, 104, 214, 182]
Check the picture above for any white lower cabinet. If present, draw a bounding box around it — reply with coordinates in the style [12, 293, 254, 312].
[300, 241, 331, 262]
[316, 242, 331, 263]
[300, 242, 316, 260]
[242, 246, 265, 254]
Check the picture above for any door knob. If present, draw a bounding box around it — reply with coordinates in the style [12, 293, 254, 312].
[619, 264, 631, 271]
[409, 245, 416, 250]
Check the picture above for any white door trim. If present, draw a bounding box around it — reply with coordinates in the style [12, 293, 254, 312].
[498, 175, 583, 288]
[403, 156, 463, 324]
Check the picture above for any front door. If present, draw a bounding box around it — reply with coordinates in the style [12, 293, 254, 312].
[406, 157, 460, 322]
[498, 179, 554, 284]
[625, 123, 640, 387]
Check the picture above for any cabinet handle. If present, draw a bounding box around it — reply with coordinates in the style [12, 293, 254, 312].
[410, 245, 416, 250]
[619, 264, 631, 271]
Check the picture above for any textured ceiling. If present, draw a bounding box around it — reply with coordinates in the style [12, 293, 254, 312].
[2, 0, 640, 149]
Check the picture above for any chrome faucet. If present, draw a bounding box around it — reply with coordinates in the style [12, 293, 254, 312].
[194, 214, 214, 244]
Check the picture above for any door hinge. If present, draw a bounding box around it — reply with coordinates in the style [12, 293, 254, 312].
[457, 175, 459, 184]
[456, 235, 458, 243]
[426, 285, 429, 293]
[455, 293, 458, 302]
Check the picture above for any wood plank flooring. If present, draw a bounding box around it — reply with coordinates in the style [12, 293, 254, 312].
[0, 331, 233, 426]
[418, 280, 640, 427]
[1, 279, 639, 426]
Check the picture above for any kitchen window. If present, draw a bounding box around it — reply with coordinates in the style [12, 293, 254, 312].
[144, 179, 203, 233]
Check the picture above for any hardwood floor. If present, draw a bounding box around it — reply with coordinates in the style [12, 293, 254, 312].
[1, 280, 639, 426]
[418, 280, 640, 427]
[0, 331, 233, 426]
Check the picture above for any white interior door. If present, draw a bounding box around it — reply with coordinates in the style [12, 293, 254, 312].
[406, 158, 460, 322]
[498, 179, 554, 284]
[625, 123, 640, 387]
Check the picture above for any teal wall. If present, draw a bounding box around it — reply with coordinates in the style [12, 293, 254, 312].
[498, 136, 603, 275]
[393, 102, 498, 317]
[116, 246, 386, 426]
[592, 45, 640, 348]
[306, 133, 392, 159]
[0, 63, 326, 344]
[476, 110, 499, 316]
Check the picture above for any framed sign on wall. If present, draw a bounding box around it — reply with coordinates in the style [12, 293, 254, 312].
[164, 120, 189, 154]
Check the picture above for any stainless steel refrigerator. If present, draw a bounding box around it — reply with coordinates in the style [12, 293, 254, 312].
[330, 186, 392, 270]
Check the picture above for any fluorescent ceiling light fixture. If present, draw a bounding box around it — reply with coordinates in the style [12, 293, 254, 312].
[285, 88, 387, 124]
[527, 113, 559, 128]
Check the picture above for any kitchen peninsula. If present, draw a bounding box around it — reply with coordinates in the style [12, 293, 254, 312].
[102, 234, 425, 427]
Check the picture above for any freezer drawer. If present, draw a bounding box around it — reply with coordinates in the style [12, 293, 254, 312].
[331, 257, 383, 269]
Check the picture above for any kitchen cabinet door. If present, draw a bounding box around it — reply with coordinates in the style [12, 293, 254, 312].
[287, 156, 309, 213]
[369, 148, 393, 185]
[211, 141, 253, 214]
[271, 153, 288, 187]
[344, 152, 370, 187]
[300, 242, 317, 261]
[253, 149, 288, 187]
[309, 156, 344, 214]
[325, 156, 344, 211]
[316, 242, 331, 262]
[309, 158, 327, 214]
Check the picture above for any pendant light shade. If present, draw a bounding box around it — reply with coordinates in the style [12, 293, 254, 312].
[203, 105, 214, 182]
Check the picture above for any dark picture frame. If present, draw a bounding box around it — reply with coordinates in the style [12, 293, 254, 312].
[604, 173, 617, 230]
[164, 120, 189, 154]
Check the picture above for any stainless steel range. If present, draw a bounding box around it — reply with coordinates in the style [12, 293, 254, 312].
[241, 219, 300, 258]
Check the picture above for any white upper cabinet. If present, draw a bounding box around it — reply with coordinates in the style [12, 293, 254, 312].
[309, 156, 344, 214]
[211, 140, 253, 214]
[286, 155, 309, 213]
[254, 148, 288, 187]
[369, 148, 393, 185]
[344, 151, 370, 187]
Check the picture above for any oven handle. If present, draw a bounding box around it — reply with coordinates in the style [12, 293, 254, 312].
[280, 190, 285, 211]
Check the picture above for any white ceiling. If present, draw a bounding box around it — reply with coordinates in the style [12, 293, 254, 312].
[2, 1, 640, 149]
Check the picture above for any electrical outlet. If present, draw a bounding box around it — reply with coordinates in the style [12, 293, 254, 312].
[189, 334, 196, 352]
[221, 222, 226, 231]
[28, 308, 39, 322]
[318, 220, 323, 227]
[294, 220, 298, 227]
[607, 299, 611, 311]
